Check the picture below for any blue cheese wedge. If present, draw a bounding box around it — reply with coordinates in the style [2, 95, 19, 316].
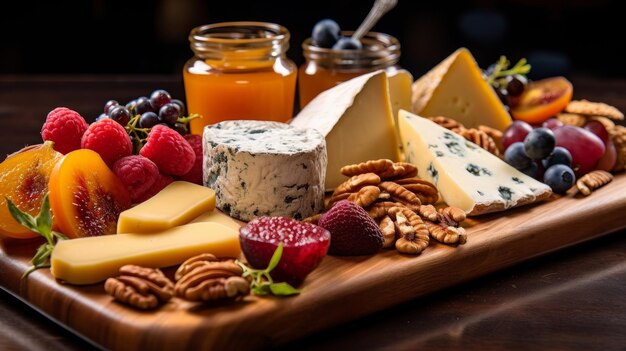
[398, 110, 552, 216]
[203, 120, 327, 222]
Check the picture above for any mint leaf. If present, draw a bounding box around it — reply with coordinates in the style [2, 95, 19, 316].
[266, 242, 283, 273]
[6, 197, 38, 233]
[269, 282, 300, 296]
[35, 193, 52, 237]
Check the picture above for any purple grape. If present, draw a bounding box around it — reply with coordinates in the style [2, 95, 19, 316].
[150, 89, 171, 110]
[109, 106, 131, 126]
[135, 97, 153, 115]
[139, 112, 159, 128]
[104, 100, 119, 115]
[158, 103, 181, 125]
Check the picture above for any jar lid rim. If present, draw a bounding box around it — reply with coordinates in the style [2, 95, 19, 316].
[190, 21, 290, 44]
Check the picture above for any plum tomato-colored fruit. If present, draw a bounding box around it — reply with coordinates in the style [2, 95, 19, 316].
[48, 149, 131, 238]
[511, 76, 573, 124]
[503, 120, 533, 150]
[239, 216, 330, 286]
[0, 142, 62, 239]
[523, 127, 555, 160]
[553, 125, 605, 177]
[318, 200, 384, 256]
[542, 117, 563, 130]
[583, 120, 610, 146]
[596, 139, 617, 171]
[543, 164, 576, 194]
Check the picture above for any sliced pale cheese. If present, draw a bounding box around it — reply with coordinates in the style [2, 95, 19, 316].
[51, 222, 241, 285]
[190, 210, 242, 231]
[411, 48, 511, 131]
[398, 110, 551, 216]
[291, 70, 400, 190]
[117, 181, 216, 234]
[388, 69, 414, 123]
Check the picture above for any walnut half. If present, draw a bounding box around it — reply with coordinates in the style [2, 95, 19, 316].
[104, 265, 174, 310]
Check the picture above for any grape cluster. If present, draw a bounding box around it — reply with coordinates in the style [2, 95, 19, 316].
[483, 56, 531, 110]
[503, 122, 575, 194]
[311, 19, 362, 50]
[97, 89, 198, 153]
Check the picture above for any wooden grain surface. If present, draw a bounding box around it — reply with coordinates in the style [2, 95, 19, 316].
[1, 174, 625, 350]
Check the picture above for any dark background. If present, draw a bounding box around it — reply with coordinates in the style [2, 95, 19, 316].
[1, 0, 624, 79]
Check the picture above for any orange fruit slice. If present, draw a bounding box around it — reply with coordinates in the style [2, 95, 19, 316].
[511, 76, 573, 125]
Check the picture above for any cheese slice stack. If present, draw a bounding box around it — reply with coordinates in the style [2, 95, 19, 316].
[398, 110, 552, 216]
[291, 71, 400, 190]
[411, 48, 511, 131]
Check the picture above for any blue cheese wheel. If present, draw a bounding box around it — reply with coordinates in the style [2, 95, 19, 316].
[203, 120, 327, 221]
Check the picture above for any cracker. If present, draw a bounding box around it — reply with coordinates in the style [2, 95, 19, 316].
[565, 99, 624, 120]
[610, 125, 626, 171]
[556, 113, 586, 127]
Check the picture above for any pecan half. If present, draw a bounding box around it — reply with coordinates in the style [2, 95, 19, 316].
[378, 181, 421, 211]
[576, 170, 613, 196]
[333, 173, 381, 196]
[104, 265, 174, 310]
[418, 204, 438, 222]
[438, 206, 466, 223]
[378, 215, 396, 248]
[174, 258, 248, 302]
[340, 159, 394, 177]
[347, 185, 381, 207]
[426, 221, 467, 245]
[393, 178, 439, 205]
[392, 209, 429, 255]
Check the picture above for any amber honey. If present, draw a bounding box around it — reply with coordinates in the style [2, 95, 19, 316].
[183, 22, 297, 135]
[298, 31, 402, 108]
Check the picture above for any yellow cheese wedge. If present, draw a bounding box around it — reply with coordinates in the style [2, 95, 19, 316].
[411, 48, 511, 131]
[50, 222, 241, 285]
[291, 71, 400, 190]
[117, 181, 216, 234]
[388, 69, 414, 124]
[190, 210, 242, 231]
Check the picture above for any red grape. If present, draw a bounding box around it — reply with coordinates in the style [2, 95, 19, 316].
[596, 139, 617, 171]
[584, 120, 610, 146]
[542, 117, 563, 130]
[553, 126, 605, 177]
[503, 120, 533, 150]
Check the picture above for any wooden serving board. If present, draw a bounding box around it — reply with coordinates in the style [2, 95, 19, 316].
[1, 175, 626, 350]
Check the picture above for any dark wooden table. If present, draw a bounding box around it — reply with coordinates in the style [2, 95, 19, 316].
[1, 75, 625, 351]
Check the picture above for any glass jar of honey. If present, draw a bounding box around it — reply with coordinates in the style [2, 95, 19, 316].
[183, 22, 297, 135]
[298, 31, 402, 109]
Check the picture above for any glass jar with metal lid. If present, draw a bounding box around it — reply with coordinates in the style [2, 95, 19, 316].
[298, 31, 402, 108]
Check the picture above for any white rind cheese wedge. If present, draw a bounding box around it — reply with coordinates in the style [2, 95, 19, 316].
[398, 110, 552, 216]
[291, 70, 400, 190]
[411, 48, 511, 131]
[203, 120, 327, 222]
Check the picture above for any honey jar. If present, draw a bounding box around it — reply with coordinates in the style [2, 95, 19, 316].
[298, 31, 402, 108]
[183, 22, 297, 135]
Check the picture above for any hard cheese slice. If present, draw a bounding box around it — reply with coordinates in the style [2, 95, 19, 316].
[411, 48, 511, 131]
[51, 222, 240, 285]
[398, 110, 551, 216]
[291, 70, 400, 190]
[190, 210, 242, 231]
[117, 181, 216, 234]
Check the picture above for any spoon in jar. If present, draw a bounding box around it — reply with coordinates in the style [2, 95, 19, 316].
[333, 0, 398, 50]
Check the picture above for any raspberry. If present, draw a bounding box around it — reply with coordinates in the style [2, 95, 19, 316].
[318, 200, 384, 255]
[41, 107, 89, 154]
[139, 125, 194, 176]
[133, 173, 174, 203]
[239, 217, 330, 286]
[81, 119, 132, 167]
[179, 134, 203, 185]
[112, 155, 159, 203]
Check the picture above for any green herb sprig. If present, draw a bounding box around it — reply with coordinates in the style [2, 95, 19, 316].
[486, 55, 531, 88]
[236, 243, 300, 296]
[6, 193, 67, 278]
